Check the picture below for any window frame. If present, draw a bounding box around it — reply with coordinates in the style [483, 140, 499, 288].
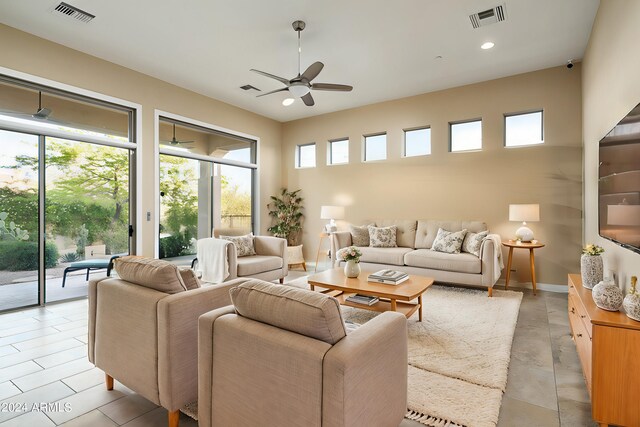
[403, 126, 432, 158]
[363, 132, 387, 162]
[296, 142, 316, 169]
[449, 118, 483, 153]
[504, 110, 544, 148]
[327, 137, 349, 165]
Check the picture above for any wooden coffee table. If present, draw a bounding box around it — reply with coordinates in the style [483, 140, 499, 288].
[307, 268, 434, 321]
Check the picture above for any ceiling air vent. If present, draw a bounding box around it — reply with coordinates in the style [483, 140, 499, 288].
[53, 2, 95, 23]
[240, 84, 261, 91]
[469, 4, 506, 29]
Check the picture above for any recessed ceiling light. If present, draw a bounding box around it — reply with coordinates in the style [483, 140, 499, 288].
[282, 98, 295, 106]
[481, 42, 495, 50]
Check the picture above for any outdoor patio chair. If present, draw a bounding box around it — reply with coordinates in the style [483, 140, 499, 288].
[61, 254, 123, 287]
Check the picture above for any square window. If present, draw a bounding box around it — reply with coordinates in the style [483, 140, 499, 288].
[296, 143, 316, 168]
[505, 111, 543, 147]
[450, 120, 482, 152]
[404, 128, 431, 157]
[364, 133, 387, 161]
[328, 138, 349, 165]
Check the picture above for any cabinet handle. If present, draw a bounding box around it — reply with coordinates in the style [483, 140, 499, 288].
[571, 307, 576, 314]
[577, 333, 583, 338]
[580, 315, 586, 319]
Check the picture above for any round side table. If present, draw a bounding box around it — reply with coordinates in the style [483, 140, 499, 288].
[502, 240, 545, 295]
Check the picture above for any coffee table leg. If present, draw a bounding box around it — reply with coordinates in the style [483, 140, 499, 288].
[418, 295, 423, 322]
[390, 299, 397, 312]
[310, 284, 315, 291]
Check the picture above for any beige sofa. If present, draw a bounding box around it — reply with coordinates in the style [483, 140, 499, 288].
[198, 279, 408, 427]
[331, 220, 502, 297]
[88, 257, 250, 427]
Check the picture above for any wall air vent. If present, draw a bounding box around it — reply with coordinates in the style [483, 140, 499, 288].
[53, 2, 95, 23]
[469, 4, 506, 29]
[240, 85, 261, 91]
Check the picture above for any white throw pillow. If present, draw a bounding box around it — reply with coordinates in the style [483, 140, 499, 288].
[368, 225, 398, 248]
[462, 230, 489, 257]
[431, 228, 467, 254]
[220, 233, 256, 257]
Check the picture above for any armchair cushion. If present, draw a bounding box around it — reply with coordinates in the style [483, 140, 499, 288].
[219, 233, 256, 257]
[113, 256, 187, 294]
[236, 255, 283, 276]
[229, 280, 347, 345]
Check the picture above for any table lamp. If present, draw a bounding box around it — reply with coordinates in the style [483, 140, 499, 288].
[608, 204, 640, 226]
[320, 205, 344, 233]
[509, 204, 540, 242]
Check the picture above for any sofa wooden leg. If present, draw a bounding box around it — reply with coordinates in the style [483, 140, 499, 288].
[168, 409, 180, 427]
[488, 287, 493, 298]
[105, 374, 114, 391]
[279, 277, 284, 284]
[302, 262, 307, 272]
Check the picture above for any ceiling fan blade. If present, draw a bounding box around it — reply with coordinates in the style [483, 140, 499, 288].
[301, 93, 315, 107]
[301, 62, 324, 82]
[256, 87, 288, 98]
[250, 69, 290, 85]
[33, 108, 52, 119]
[311, 83, 353, 92]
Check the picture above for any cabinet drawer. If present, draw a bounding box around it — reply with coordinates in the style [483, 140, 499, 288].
[568, 292, 593, 338]
[568, 295, 592, 392]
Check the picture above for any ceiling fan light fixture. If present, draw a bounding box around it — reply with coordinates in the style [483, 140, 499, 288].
[282, 98, 295, 106]
[481, 41, 495, 50]
[288, 84, 311, 98]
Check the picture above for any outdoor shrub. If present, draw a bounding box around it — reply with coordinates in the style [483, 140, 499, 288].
[0, 241, 59, 271]
[159, 234, 191, 258]
[60, 252, 82, 263]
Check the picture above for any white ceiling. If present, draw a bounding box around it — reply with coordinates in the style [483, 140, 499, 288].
[0, 0, 599, 122]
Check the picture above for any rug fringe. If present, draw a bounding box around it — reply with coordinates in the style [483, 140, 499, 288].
[406, 409, 466, 427]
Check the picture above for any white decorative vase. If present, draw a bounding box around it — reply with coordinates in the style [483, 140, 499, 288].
[592, 278, 624, 312]
[623, 277, 640, 322]
[344, 260, 361, 278]
[581, 254, 603, 290]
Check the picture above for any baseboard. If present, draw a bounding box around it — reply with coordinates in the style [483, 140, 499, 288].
[494, 279, 567, 293]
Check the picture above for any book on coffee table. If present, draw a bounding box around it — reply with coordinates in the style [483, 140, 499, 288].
[368, 269, 409, 285]
[345, 294, 380, 306]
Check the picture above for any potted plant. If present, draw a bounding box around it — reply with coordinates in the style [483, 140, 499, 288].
[581, 243, 604, 290]
[267, 189, 305, 269]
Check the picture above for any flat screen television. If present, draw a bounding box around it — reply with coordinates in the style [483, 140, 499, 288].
[599, 103, 640, 254]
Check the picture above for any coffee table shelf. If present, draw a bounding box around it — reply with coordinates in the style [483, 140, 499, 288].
[337, 293, 421, 318]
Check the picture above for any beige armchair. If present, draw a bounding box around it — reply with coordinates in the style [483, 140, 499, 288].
[88, 256, 250, 427]
[198, 279, 408, 427]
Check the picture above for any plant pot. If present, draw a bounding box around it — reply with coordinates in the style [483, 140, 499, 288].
[581, 254, 603, 290]
[592, 278, 624, 311]
[287, 245, 305, 269]
[344, 260, 361, 278]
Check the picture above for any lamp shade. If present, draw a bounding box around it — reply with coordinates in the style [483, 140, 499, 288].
[509, 204, 540, 222]
[608, 204, 640, 226]
[320, 205, 344, 220]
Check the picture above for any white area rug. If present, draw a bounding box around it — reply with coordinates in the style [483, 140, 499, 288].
[288, 278, 523, 427]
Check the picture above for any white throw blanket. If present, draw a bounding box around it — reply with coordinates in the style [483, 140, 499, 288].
[197, 238, 230, 284]
[485, 234, 504, 284]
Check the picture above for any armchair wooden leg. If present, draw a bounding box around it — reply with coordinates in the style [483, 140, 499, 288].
[488, 287, 493, 298]
[279, 277, 284, 284]
[168, 409, 180, 427]
[105, 374, 114, 391]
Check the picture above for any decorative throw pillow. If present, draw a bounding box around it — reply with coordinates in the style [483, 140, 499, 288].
[220, 233, 256, 257]
[462, 230, 489, 257]
[368, 225, 398, 248]
[178, 267, 201, 290]
[350, 225, 371, 247]
[431, 228, 468, 254]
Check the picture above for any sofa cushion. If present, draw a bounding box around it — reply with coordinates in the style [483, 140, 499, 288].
[229, 279, 346, 345]
[359, 247, 414, 266]
[415, 220, 487, 249]
[349, 225, 371, 247]
[371, 219, 417, 248]
[368, 225, 398, 248]
[113, 256, 187, 294]
[432, 228, 467, 254]
[462, 230, 489, 257]
[178, 267, 201, 290]
[404, 249, 481, 274]
[220, 233, 256, 257]
[236, 255, 283, 277]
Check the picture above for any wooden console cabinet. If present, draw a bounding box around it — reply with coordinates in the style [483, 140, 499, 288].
[568, 274, 640, 426]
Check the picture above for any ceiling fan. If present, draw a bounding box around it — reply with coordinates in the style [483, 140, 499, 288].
[250, 20, 353, 106]
[163, 123, 195, 146]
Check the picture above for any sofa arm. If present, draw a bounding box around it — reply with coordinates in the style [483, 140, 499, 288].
[323, 312, 408, 427]
[156, 279, 248, 411]
[330, 232, 352, 267]
[479, 235, 500, 287]
[254, 235, 287, 258]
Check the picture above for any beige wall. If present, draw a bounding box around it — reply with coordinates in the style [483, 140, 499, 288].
[0, 24, 282, 257]
[583, 0, 640, 292]
[283, 66, 583, 288]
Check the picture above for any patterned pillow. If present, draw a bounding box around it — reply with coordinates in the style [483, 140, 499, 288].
[462, 231, 489, 257]
[350, 225, 371, 247]
[368, 225, 398, 248]
[220, 233, 256, 257]
[431, 228, 467, 254]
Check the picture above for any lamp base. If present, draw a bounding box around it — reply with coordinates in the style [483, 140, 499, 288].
[515, 225, 534, 242]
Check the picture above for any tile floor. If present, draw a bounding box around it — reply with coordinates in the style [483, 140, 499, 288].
[0, 270, 596, 426]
